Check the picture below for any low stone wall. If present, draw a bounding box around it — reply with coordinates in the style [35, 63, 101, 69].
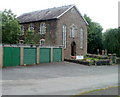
[65, 59, 111, 66]
[95, 60, 110, 65]
[64, 59, 90, 66]
[86, 54, 108, 59]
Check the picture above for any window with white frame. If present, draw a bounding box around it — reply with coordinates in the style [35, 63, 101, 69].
[62, 25, 67, 48]
[39, 23, 46, 34]
[20, 25, 24, 35]
[70, 24, 77, 38]
[28, 23, 34, 31]
[80, 28, 84, 49]
[39, 39, 45, 46]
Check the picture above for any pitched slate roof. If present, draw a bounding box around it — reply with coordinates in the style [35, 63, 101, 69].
[18, 5, 88, 25]
[18, 5, 73, 23]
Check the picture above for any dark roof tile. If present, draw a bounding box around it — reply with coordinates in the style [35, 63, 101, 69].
[17, 5, 74, 23]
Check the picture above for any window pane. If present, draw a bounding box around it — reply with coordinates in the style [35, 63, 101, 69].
[20, 25, 24, 35]
[29, 23, 34, 31]
[70, 28, 72, 37]
[70, 25, 77, 38]
[62, 25, 67, 48]
[72, 27, 75, 37]
[40, 23, 46, 34]
[80, 28, 84, 49]
[40, 39, 45, 46]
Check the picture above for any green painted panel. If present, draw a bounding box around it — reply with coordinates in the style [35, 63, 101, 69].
[53, 48, 62, 62]
[3, 47, 20, 67]
[12, 48, 20, 66]
[40, 48, 50, 63]
[24, 48, 36, 65]
[4, 47, 12, 67]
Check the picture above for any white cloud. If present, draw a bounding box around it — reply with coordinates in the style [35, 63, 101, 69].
[0, 0, 118, 31]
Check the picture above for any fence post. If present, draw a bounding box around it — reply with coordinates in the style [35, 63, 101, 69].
[50, 48, 53, 62]
[37, 47, 40, 64]
[0, 46, 3, 68]
[62, 48, 64, 61]
[20, 47, 24, 66]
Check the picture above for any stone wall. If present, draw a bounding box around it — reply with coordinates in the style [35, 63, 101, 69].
[57, 6, 87, 59]
[20, 6, 88, 59]
[20, 20, 57, 46]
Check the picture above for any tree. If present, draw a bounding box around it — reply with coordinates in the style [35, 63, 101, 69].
[24, 30, 41, 44]
[118, 27, 120, 57]
[118, 27, 120, 44]
[2, 9, 21, 44]
[103, 28, 120, 57]
[84, 14, 103, 54]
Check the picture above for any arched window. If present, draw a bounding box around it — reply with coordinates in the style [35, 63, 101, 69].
[80, 28, 84, 49]
[39, 39, 45, 46]
[20, 25, 24, 35]
[62, 25, 67, 48]
[28, 23, 34, 31]
[70, 24, 77, 38]
[39, 23, 46, 34]
[19, 40, 24, 44]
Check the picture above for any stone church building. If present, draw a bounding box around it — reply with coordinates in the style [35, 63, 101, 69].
[18, 5, 88, 59]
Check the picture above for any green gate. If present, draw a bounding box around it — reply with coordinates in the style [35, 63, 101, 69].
[40, 48, 51, 63]
[24, 48, 37, 65]
[3, 47, 20, 67]
[53, 48, 62, 62]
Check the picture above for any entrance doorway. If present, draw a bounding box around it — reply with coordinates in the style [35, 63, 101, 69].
[71, 41, 76, 56]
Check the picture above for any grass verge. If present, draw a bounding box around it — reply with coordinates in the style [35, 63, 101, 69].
[73, 86, 119, 96]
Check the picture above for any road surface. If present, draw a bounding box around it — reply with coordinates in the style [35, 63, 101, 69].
[1, 62, 118, 95]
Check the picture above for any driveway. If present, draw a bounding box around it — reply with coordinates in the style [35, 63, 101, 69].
[1, 62, 118, 95]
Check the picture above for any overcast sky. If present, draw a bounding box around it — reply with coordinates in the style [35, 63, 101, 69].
[0, 0, 119, 32]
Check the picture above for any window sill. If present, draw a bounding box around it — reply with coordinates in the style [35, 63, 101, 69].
[80, 48, 84, 50]
[69, 37, 75, 38]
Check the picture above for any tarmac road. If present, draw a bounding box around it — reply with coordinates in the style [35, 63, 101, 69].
[1, 62, 118, 95]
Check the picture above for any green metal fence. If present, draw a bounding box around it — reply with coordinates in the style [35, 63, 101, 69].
[3, 47, 20, 67]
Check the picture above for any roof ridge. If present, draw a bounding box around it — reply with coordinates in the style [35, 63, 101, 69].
[56, 5, 74, 19]
[20, 4, 74, 16]
[17, 4, 88, 24]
